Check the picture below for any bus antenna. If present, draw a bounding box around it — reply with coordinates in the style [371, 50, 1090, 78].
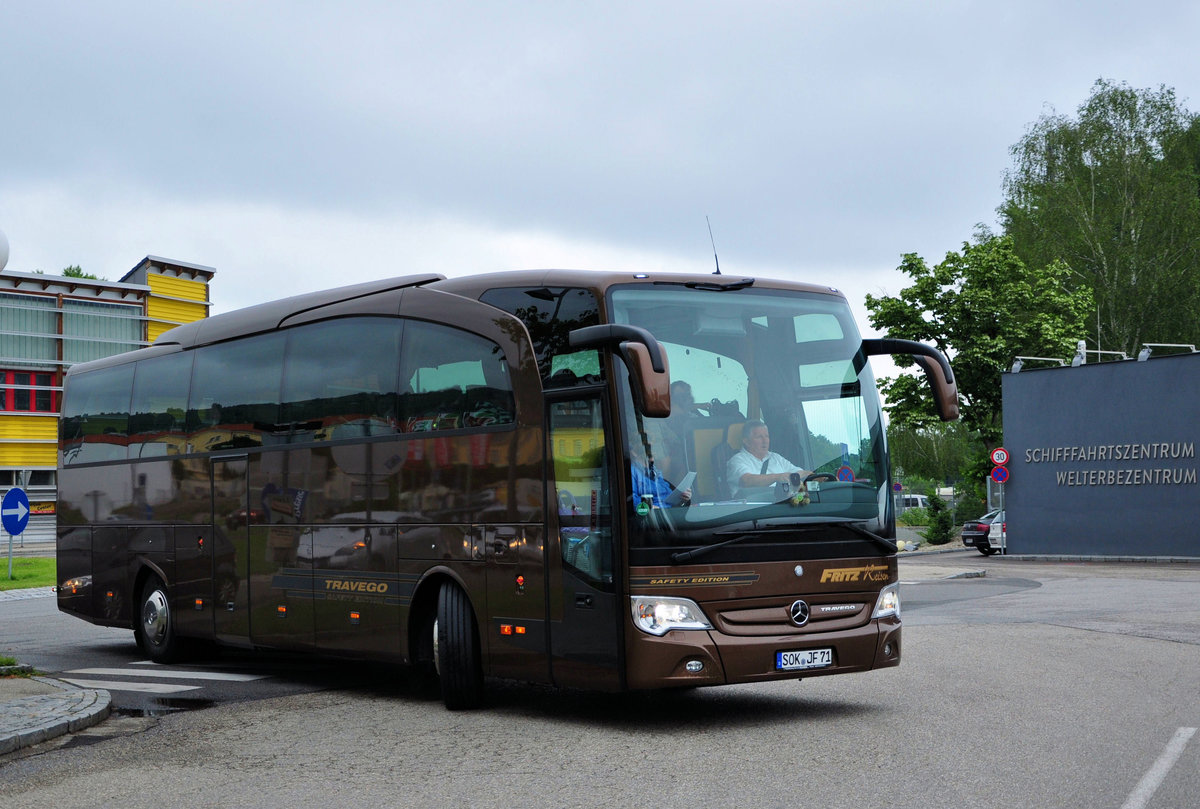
[706, 216, 721, 275]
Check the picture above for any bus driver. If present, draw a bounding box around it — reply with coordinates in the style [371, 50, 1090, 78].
[727, 420, 807, 500]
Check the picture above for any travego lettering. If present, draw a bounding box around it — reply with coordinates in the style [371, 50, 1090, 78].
[323, 579, 390, 594]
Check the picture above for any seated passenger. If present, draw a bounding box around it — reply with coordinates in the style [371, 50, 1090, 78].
[660, 380, 705, 481]
[630, 439, 692, 508]
[726, 420, 808, 500]
[669, 381, 707, 419]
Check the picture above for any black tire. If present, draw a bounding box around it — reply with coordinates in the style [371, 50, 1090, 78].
[436, 582, 484, 710]
[136, 576, 183, 663]
[978, 546, 997, 556]
[407, 603, 440, 700]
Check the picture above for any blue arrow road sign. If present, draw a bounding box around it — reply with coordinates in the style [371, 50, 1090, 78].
[2, 487, 30, 535]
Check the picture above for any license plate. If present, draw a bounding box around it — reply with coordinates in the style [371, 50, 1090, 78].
[776, 648, 833, 671]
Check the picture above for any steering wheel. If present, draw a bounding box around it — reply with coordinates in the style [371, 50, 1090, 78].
[803, 472, 837, 483]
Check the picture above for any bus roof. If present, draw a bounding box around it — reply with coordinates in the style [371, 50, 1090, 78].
[155, 273, 445, 349]
[427, 269, 846, 302]
[65, 269, 850, 377]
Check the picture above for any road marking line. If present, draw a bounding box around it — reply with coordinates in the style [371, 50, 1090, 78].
[1121, 727, 1197, 809]
[67, 667, 268, 682]
[61, 678, 202, 694]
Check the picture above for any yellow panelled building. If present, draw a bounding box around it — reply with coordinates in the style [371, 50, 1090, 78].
[0, 256, 213, 540]
[145, 273, 211, 342]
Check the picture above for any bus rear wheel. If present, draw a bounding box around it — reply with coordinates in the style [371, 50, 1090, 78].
[136, 576, 182, 663]
[436, 582, 484, 710]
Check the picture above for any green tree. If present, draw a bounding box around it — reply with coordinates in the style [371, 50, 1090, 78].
[886, 420, 980, 485]
[1001, 79, 1200, 354]
[865, 233, 1093, 448]
[61, 265, 102, 280]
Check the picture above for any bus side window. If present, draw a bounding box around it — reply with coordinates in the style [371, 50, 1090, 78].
[129, 352, 193, 457]
[550, 399, 612, 587]
[280, 317, 402, 440]
[187, 332, 286, 448]
[479, 286, 603, 387]
[60, 364, 135, 465]
[398, 321, 514, 432]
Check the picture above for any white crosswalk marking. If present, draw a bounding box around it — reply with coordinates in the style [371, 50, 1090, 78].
[61, 665, 271, 694]
[61, 678, 202, 694]
[68, 667, 268, 682]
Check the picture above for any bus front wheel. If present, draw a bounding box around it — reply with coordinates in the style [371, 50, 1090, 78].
[436, 582, 484, 710]
[136, 576, 182, 663]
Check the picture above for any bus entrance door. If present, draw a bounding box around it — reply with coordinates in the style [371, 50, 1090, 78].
[212, 455, 253, 649]
[173, 524, 215, 642]
[546, 397, 622, 691]
[479, 523, 551, 683]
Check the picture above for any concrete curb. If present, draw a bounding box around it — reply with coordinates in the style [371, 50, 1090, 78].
[1000, 554, 1200, 564]
[0, 676, 112, 756]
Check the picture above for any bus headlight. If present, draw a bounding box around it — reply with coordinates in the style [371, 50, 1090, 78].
[872, 583, 901, 620]
[630, 596, 713, 636]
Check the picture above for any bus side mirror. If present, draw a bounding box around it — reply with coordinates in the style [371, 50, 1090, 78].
[568, 324, 671, 418]
[911, 354, 959, 421]
[619, 341, 671, 418]
[861, 337, 960, 422]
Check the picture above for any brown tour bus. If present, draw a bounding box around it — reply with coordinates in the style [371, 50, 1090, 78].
[56, 270, 957, 709]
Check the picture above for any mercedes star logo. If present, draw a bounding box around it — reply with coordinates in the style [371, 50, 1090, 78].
[789, 599, 810, 627]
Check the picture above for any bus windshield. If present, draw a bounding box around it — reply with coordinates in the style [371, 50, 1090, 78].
[609, 284, 889, 551]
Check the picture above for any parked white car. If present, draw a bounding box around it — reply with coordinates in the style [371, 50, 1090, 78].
[984, 510, 1006, 554]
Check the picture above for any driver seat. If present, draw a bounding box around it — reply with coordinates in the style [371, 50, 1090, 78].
[710, 422, 745, 500]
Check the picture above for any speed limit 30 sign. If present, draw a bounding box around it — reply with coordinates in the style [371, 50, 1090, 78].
[990, 447, 1010, 466]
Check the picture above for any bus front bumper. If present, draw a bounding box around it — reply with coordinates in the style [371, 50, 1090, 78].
[624, 616, 901, 691]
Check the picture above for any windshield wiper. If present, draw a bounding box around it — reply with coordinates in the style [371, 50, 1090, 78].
[669, 521, 896, 564]
[671, 533, 756, 564]
[670, 524, 822, 564]
[838, 523, 898, 554]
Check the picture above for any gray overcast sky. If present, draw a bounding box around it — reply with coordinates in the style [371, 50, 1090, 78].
[2, 0, 1197, 338]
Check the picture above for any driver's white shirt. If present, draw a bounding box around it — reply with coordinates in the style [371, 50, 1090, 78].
[727, 449, 801, 499]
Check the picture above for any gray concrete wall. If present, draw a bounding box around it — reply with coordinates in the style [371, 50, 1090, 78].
[1001, 352, 1200, 557]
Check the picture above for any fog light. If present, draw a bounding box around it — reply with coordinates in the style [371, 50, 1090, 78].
[686, 660, 704, 673]
[883, 642, 893, 656]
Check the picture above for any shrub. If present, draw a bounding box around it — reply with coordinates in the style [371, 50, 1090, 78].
[897, 506, 930, 526]
[920, 496, 956, 545]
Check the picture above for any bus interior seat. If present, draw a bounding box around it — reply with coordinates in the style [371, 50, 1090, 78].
[691, 426, 723, 499]
[558, 488, 601, 577]
[709, 422, 745, 501]
[557, 489, 580, 516]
